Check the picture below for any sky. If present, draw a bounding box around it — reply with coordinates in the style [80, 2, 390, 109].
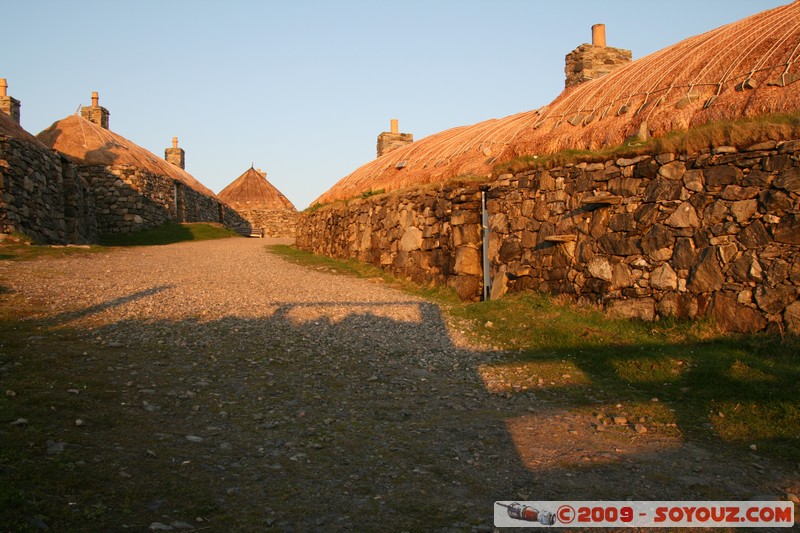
[2, 0, 789, 209]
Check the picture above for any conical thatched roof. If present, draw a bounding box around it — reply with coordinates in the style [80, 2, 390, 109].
[317, 1, 800, 204]
[218, 166, 296, 211]
[37, 114, 216, 198]
[0, 112, 44, 146]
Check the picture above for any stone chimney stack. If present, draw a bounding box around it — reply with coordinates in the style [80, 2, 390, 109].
[80, 91, 110, 129]
[0, 78, 21, 124]
[165, 136, 185, 169]
[565, 25, 631, 88]
[377, 118, 413, 157]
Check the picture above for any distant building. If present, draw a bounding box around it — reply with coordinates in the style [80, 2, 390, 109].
[218, 166, 297, 238]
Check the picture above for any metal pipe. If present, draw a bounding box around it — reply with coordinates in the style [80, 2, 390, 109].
[480, 185, 491, 301]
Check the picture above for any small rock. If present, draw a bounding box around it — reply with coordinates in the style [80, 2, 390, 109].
[651, 398, 659, 402]
[484, 321, 494, 328]
[46, 440, 66, 455]
[185, 435, 204, 443]
[10, 417, 28, 426]
[613, 416, 628, 425]
[148, 523, 174, 531]
[595, 424, 606, 432]
[749, 444, 758, 451]
[171, 521, 194, 530]
[634, 424, 648, 434]
[67, 389, 80, 395]
[75, 419, 84, 426]
[5, 390, 16, 398]
[786, 492, 799, 504]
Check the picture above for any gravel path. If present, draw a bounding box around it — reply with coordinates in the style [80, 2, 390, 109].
[1, 238, 798, 532]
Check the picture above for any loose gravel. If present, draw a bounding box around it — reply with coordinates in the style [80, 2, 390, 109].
[1, 238, 797, 532]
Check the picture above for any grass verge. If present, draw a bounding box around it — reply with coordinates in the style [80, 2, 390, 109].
[268, 244, 800, 463]
[99, 222, 240, 247]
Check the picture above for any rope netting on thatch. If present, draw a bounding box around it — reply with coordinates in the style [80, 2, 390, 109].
[37, 114, 217, 198]
[317, 1, 800, 204]
[218, 167, 296, 211]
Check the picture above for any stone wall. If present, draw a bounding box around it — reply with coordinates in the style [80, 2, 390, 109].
[299, 141, 800, 334]
[0, 135, 96, 243]
[81, 165, 227, 234]
[225, 208, 298, 238]
[298, 182, 484, 298]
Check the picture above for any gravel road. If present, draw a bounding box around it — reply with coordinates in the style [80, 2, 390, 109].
[1, 238, 797, 532]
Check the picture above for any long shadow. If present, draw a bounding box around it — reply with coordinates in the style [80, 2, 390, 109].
[1, 292, 798, 531]
[39, 285, 173, 325]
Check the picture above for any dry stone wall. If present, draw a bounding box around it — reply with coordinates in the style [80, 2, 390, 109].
[81, 165, 228, 234]
[0, 135, 96, 243]
[299, 141, 800, 334]
[225, 208, 298, 238]
[298, 182, 485, 299]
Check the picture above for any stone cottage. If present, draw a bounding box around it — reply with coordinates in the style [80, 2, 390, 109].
[36, 92, 231, 234]
[0, 79, 95, 243]
[299, 3, 800, 333]
[218, 166, 297, 238]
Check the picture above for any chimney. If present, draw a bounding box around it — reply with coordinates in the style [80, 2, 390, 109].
[80, 91, 110, 129]
[565, 24, 631, 88]
[377, 118, 413, 157]
[165, 136, 185, 169]
[592, 24, 606, 48]
[0, 78, 21, 124]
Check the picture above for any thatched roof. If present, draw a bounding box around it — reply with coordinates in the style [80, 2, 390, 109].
[36, 114, 216, 198]
[0, 112, 45, 146]
[317, 1, 800, 203]
[218, 166, 296, 211]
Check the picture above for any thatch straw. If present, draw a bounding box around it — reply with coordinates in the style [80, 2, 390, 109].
[317, 1, 800, 204]
[0, 112, 45, 146]
[218, 167, 296, 211]
[37, 114, 217, 198]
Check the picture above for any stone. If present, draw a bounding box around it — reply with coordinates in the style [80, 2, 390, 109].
[704, 165, 742, 186]
[730, 251, 763, 282]
[671, 238, 697, 270]
[148, 523, 175, 531]
[651, 264, 678, 290]
[665, 202, 700, 228]
[753, 285, 797, 314]
[611, 262, 634, 288]
[707, 292, 766, 333]
[773, 213, 800, 244]
[721, 185, 759, 201]
[634, 424, 648, 434]
[785, 301, 800, 334]
[454, 246, 482, 276]
[450, 275, 481, 301]
[738, 220, 771, 248]
[657, 292, 698, 319]
[399, 226, 423, 251]
[490, 269, 508, 300]
[658, 161, 686, 180]
[688, 247, 725, 293]
[598, 233, 640, 256]
[588, 257, 613, 281]
[644, 178, 682, 202]
[758, 189, 792, 212]
[730, 199, 758, 223]
[774, 167, 800, 192]
[683, 170, 704, 192]
[613, 416, 628, 425]
[641, 224, 675, 253]
[498, 239, 522, 263]
[607, 298, 656, 321]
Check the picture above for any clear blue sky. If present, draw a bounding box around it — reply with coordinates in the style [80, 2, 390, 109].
[2, 0, 788, 209]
